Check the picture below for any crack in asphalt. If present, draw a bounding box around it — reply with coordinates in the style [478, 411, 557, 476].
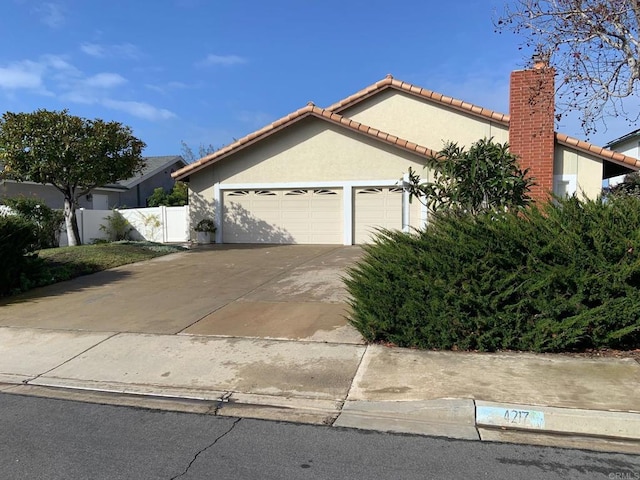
[170, 417, 241, 480]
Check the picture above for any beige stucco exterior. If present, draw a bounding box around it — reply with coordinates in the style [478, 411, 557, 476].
[554, 145, 604, 199]
[0, 181, 108, 209]
[182, 79, 632, 244]
[187, 117, 430, 243]
[205, 117, 428, 184]
[341, 89, 509, 151]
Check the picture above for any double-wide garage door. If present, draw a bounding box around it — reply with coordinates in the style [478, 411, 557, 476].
[223, 189, 343, 244]
[222, 186, 405, 244]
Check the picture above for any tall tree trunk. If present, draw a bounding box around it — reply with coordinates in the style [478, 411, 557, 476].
[64, 197, 82, 246]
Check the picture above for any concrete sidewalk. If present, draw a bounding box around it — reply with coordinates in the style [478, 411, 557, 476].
[1, 326, 639, 454]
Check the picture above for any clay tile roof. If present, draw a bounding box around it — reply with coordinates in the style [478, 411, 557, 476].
[172, 104, 436, 180]
[555, 132, 640, 169]
[327, 76, 511, 126]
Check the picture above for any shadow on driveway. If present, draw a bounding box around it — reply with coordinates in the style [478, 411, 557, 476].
[0, 246, 364, 344]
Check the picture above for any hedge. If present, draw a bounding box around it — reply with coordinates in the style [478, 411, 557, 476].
[344, 196, 640, 352]
[0, 216, 39, 296]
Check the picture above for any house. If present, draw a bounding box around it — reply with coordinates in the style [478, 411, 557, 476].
[1, 155, 186, 210]
[173, 60, 640, 245]
[604, 129, 640, 187]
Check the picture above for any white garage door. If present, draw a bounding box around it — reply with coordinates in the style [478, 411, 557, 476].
[222, 188, 343, 244]
[353, 187, 403, 244]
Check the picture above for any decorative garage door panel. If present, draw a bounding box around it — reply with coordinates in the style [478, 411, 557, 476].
[353, 187, 403, 244]
[222, 189, 342, 244]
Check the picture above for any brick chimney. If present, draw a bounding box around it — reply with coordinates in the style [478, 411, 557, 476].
[509, 55, 556, 201]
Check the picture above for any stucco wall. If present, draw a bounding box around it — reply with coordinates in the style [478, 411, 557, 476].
[1, 182, 67, 208]
[205, 117, 429, 184]
[339, 89, 509, 151]
[186, 117, 431, 242]
[554, 145, 603, 199]
[1, 181, 133, 210]
[188, 168, 217, 240]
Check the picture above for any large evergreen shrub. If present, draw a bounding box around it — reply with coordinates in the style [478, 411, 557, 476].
[345, 196, 640, 352]
[3, 196, 64, 249]
[0, 215, 39, 296]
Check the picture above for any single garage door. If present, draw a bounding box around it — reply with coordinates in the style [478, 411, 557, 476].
[353, 187, 403, 244]
[222, 188, 343, 244]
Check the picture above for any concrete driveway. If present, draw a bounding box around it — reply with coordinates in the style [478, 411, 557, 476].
[0, 245, 364, 344]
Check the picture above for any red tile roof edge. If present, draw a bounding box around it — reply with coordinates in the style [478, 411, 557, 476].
[172, 104, 436, 180]
[326, 75, 511, 126]
[555, 132, 640, 169]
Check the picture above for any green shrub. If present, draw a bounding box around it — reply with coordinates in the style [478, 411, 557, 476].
[345, 196, 640, 352]
[147, 181, 188, 207]
[3, 196, 64, 249]
[99, 210, 133, 241]
[0, 215, 39, 296]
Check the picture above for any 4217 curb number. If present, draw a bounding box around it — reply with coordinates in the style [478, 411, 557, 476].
[476, 406, 545, 429]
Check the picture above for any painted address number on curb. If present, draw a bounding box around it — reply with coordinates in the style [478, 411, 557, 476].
[477, 406, 545, 429]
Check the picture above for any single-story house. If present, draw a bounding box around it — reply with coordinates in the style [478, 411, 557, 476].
[173, 60, 640, 245]
[605, 129, 640, 187]
[1, 155, 186, 210]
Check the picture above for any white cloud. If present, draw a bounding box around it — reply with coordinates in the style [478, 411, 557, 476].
[33, 2, 65, 28]
[0, 60, 45, 89]
[80, 42, 141, 59]
[80, 43, 105, 57]
[42, 54, 79, 73]
[196, 54, 247, 67]
[145, 81, 194, 94]
[83, 73, 127, 88]
[101, 99, 176, 121]
[0, 53, 173, 122]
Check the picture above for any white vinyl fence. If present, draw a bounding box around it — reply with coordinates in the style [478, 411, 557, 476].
[59, 206, 190, 246]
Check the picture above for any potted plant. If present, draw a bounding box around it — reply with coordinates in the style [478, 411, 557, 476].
[194, 218, 216, 244]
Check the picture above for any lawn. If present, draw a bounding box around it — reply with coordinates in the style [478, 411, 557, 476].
[20, 241, 187, 293]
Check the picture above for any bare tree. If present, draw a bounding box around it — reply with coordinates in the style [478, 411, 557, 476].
[180, 141, 218, 163]
[497, 0, 640, 135]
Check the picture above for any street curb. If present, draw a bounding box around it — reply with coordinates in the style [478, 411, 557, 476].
[2, 382, 640, 453]
[476, 401, 640, 441]
[333, 399, 479, 440]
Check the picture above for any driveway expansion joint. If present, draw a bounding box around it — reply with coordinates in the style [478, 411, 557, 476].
[22, 332, 119, 386]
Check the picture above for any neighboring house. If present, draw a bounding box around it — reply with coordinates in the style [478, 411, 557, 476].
[0, 155, 186, 209]
[173, 60, 640, 245]
[604, 129, 640, 187]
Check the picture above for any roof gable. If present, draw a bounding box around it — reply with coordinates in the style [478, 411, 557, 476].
[556, 133, 640, 169]
[327, 75, 511, 127]
[116, 155, 186, 189]
[172, 75, 640, 179]
[173, 104, 435, 180]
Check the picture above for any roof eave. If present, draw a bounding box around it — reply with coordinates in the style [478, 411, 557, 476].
[172, 106, 435, 180]
[555, 133, 640, 170]
[328, 77, 510, 127]
[124, 156, 186, 188]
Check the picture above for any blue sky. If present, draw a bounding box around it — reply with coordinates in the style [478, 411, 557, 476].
[0, 0, 633, 158]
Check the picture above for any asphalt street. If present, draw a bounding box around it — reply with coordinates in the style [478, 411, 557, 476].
[1, 393, 639, 480]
